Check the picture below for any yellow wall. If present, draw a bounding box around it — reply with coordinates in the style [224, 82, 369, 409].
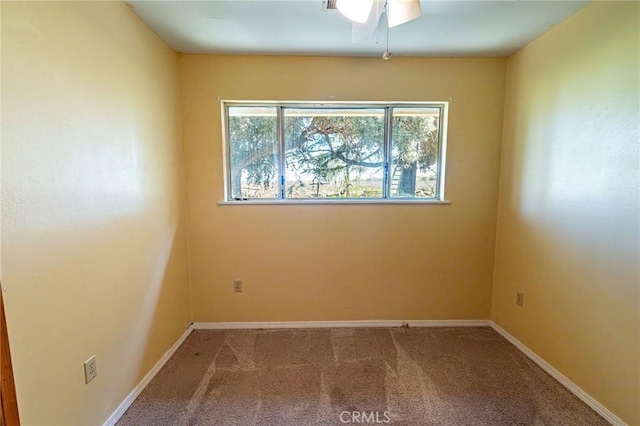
[4, 1, 635, 424]
[1, 2, 191, 425]
[492, 2, 639, 424]
[180, 55, 506, 322]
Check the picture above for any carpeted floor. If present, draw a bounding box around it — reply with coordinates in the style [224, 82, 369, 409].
[118, 327, 607, 426]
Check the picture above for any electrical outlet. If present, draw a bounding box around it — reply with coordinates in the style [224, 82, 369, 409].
[84, 355, 97, 384]
[516, 291, 524, 307]
[234, 280, 243, 293]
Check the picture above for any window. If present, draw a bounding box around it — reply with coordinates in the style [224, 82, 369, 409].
[223, 102, 447, 202]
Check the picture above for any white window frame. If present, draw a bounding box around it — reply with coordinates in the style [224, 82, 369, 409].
[220, 100, 450, 205]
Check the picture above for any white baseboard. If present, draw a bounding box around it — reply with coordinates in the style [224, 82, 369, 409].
[103, 324, 194, 426]
[193, 319, 491, 330]
[489, 321, 626, 426]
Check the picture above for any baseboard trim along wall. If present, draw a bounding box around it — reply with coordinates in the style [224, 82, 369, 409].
[192, 319, 491, 329]
[104, 320, 624, 426]
[489, 322, 625, 426]
[103, 324, 195, 426]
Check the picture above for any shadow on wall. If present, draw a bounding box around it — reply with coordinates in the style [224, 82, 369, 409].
[1, 197, 190, 424]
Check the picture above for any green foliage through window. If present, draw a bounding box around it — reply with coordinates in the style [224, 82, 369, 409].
[225, 103, 446, 201]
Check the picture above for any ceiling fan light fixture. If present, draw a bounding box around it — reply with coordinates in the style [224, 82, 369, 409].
[336, 0, 374, 24]
[387, 0, 422, 28]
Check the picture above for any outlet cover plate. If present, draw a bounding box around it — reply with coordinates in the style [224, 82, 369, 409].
[84, 355, 97, 384]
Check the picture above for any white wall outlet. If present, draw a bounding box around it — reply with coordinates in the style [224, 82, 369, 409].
[84, 355, 97, 384]
[516, 291, 524, 307]
[234, 280, 243, 292]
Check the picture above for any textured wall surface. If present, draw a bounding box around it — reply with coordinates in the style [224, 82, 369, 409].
[179, 55, 506, 323]
[1, 2, 191, 424]
[492, 2, 640, 424]
[5, 1, 635, 424]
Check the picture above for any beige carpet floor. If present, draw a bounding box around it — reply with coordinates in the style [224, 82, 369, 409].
[117, 327, 607, 426]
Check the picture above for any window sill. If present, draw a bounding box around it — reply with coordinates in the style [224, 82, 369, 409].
[217, 199, 452, 206]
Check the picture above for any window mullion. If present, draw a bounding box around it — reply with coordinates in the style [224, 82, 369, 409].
[383, 106, 393, 199]
[277, 106, 285, 199]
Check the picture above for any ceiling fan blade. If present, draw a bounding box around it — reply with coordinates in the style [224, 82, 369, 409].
[351, 0, 385, 43]
[387, 0, 422, 28]
[337, 0, 374, 24]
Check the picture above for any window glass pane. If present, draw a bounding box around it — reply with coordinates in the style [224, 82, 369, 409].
[284, 108, 385, 198]
[390, 107, 440, 198]
[227, 106, 278, 199]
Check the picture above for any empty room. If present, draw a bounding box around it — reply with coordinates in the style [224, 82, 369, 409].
[1, 0, 638, 425]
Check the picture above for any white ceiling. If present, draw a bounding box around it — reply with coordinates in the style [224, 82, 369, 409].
[129, 0, 590, 57]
